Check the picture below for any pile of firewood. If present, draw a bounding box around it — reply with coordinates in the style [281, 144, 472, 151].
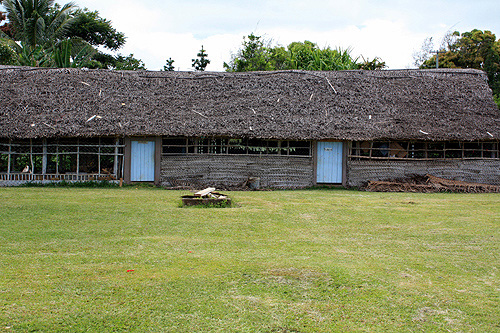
[363, 174, 500, 193]
[193, 187, 229, 199]
[181, 187, 231, 206]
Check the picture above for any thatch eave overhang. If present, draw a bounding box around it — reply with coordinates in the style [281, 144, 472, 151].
[0, 66, 498, 141]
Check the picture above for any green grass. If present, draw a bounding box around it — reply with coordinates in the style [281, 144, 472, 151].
[0, 187, 498, 332]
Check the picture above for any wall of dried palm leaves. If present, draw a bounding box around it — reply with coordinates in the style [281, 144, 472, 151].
[347, 159, 500, 187]
[160, 155, 314, 189]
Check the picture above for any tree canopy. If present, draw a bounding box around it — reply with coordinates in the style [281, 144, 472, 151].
[192, 45, 210, 71]
[0, 0, 145, 69]
[3, 0, 76, 48]
[63, 7, 125, 51]
[0, 2, 15, 37]
[162, 57, 174, 71]
[224, 34, 274, 71]
[224, 33, 386, 72]
[417, 29, 500, 108]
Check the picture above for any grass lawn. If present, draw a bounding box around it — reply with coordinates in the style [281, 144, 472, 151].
[0, 187, 498, 332]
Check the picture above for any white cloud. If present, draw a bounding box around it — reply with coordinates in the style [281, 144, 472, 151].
[4, 0, 499, 71]
[241, 20, 433, 69]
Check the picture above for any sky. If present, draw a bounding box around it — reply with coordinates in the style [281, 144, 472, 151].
[5, 0, 500, 71]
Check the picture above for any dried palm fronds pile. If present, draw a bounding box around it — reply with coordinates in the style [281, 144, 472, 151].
[363, 174, 500, 193]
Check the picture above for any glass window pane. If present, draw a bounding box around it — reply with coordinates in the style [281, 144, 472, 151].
[79, 154, 98, 173]
[0, 142, 9, 154]
[163, 137, 187, 146]
[10, 154, 30, 172]
[409, 142, 425, 158]
[464, 142, 482, 158]
[372, 142, 390, 157]
[32, 155, 43, 173]
[228, 139, 246, 154]
[58, 154, 77, 173]
[101, 146, 116, 154]
[100, 155, 115, 173]
[0, 154, 8, 172]
[163, 146, 187, 155]
[79, 145, 98, 153]
[248, 139, 266, 154]
[288, 141, 311, 156]
[291, 147, 310, 156]
[228, 145, 246, 154]
[483, 142, 498, 158]
[47, 155, 58, 173]
[427, 143, 444, 158]
[445, 142, 462, 158]
[267, 141, 279, 155]
[100, 137, 116, 145]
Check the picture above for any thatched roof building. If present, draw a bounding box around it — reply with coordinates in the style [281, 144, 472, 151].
[1, 66, 498, 189]
[0, 66, 498, 141]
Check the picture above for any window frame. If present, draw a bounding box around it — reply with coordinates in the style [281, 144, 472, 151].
[349, 140, 499, 160]
[162, 137, 312, 157]
[0, 137, 125, 178]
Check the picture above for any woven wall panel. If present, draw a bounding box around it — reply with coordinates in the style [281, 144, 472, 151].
[160, 155, 314, 189]
[0, 179, 120, 187]
[0, 180, 26, 187]
[347, 159, 500, 186]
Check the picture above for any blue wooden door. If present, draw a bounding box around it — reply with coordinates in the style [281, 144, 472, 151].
[131, 140, 155, 181]
[317, 141, 343, 183]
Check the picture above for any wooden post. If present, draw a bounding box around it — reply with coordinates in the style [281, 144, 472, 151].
[113, 137, 119, 177]
[30, 138, 34, 180]
[342, 141, 348, 187]
[55, 143, 58, 175]
[123, 137, 131, 184]
[98, 137, 101, 177]
[76, 138, 80, 176]
[7, 139, 11, 175]
[42, 138, 47, 175]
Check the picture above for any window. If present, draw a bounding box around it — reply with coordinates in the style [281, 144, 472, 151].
[0, 137, 124, 178]
[162, 137, 312, 156]
[350, 140, 499, 160]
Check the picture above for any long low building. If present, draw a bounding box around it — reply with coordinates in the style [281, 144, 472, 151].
[0, 66, 498, 187]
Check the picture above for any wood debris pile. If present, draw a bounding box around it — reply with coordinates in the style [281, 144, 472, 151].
[363, 174, 500, 193]
[193, 187, 229, 199]
[182, 187, 231, 206]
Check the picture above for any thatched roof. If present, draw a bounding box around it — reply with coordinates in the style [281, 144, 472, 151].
[0, 66, 498, 141]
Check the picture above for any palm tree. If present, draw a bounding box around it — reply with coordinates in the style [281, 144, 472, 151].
[0, 0, 76, 66]
[1, 0, 132, 68]
[3, 0, 76, 48]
